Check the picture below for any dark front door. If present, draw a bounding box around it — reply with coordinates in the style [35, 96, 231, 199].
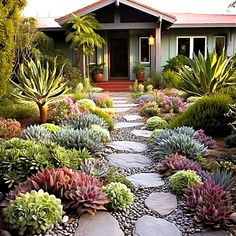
[109, 31, 129, 80]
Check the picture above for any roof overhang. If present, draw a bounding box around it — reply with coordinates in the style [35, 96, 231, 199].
[56, 0, 176, 25]
[171, 23, 236, 28]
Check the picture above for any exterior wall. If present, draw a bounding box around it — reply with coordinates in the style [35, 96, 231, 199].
[161, 28, 236, 68]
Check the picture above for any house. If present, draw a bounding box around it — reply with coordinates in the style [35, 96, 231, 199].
[38, 0, 236, 83]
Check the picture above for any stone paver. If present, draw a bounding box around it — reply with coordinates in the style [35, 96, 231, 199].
[113, 107, 131, 113]
[113, 103, 138, 108]
[131, 129, 152, 138]
[127, 173, 164, 188]
[192, 231, 231, 236]
[133, 215, 181, 236]
[145, 192, 177, 216]
[115, 122, 144, 129]
[123, 114, 142, 121]
[114, 100, 128, 104]
[75, 212, 124, 236]
[106, 153, 152, 169]
[107, 141, 147, 152]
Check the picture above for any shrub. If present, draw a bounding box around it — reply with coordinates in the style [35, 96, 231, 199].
[51, 97, 81, 124]
[163, 55, 189, 72]
[61, 113, 108, 130]
[0, 118, 21, 139]
[162, 69, 182, 88]
[80, 159, 110, 178]
[102, 182, 133, 211]
[183, 181, 233, 227]
[42, 123, 61, 133]
[169, 170, 202, 194]
[146, 116, 168, 131]
[160, 95, 187, 113]
[139, 102, 160, 117]
[146, 71, 165, 89]
[3, 190, 63, 235]
[20, 124, 52, 142]
[51, 128, 102, 153]
[169, 95, 233, 136]
[88, 107, 114, 131]
[93, 94, 114, 108]
[225, 133, 236, 147]
[178, 51, 236, 96]
[76, 99, 96, 111]
[90, 124, 111, 143]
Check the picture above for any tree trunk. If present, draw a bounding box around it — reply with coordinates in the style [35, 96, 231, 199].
[38, 104, 48, 123]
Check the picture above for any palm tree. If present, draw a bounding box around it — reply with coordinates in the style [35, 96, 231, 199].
[65, 14, 105, 78]
[11, 56, 68, 123]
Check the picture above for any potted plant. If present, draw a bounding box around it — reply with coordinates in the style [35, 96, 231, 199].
[132, 61, 145, 82]
[90, 63, 105, 82]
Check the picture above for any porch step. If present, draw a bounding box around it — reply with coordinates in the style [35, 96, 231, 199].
[94, 81, 134, 92]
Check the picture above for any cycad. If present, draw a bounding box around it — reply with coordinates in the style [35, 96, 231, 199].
[178, 51, 236, 96]
[11, 56, 68, 123]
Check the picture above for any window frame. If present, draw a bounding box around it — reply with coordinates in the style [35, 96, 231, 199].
[176, 36, 207, 58]
[139, 37, 150, 64]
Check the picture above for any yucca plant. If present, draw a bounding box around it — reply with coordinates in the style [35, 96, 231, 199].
[178, 51, 236, 96]
[11, 56, 68, 123]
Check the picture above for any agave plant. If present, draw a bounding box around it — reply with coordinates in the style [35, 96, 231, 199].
[11, 56, 68, 123]
[178, 51, 236, 96]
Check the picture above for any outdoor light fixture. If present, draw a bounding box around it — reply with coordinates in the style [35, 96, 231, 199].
[149, 35, 155, 45]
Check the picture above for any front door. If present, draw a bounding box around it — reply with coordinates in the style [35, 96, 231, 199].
[109, 31, 129, 80]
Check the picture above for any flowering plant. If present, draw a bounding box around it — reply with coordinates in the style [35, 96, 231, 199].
[160, 95, 187, 113]
[93, 94, 114, 108]
[51, 97, 81, 124]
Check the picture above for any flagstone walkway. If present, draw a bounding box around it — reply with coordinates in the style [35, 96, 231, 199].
[76, 92, 231, 236]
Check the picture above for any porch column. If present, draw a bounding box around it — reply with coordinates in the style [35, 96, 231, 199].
[155, 17, 162, 73]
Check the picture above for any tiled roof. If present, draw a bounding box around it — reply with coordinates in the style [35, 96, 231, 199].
[37, 17, 62, 29]
[172, 13, 236, 27]
[56, 0, 176, 24]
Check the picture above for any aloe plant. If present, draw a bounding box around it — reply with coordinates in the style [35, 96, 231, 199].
[11, 56, 68, 123]
[178, 51, 236, 96]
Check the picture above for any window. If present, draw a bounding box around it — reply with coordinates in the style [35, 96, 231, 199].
[139, 37, 150, 63]
[215, 36, 226, 55]
[177, 36, 207, 58]
[89, 50, 97, 65]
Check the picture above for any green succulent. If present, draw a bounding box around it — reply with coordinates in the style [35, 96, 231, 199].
[90, 124, 110, 143]
[146, 116, 168, 131]
[169, 170, 202, 194]
[147, 129, 164, 143]
[76, 99, 96, 110]
[3, 189, 63, 235]
[20, 124, 52, 142]
[102, 182, 133, 211]
[42, 123, 61, 133]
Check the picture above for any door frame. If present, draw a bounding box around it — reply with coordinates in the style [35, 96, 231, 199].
[108, 30, 130, 80]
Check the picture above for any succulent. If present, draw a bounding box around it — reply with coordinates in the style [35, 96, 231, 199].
[0, 118, 21, 139]
[169, 170, 202, 194]
[210, 169, 235, 190]
[136, 94, 155, 104]
[146, 116, 168, 131]
[102, 182, 133, 211]
[105, 167, 134, 192]
[80, 158, 110, 178]
[183, 181, 233, 227]
[76, 99, 96, 110]
[174, 126, 198, 138]
[149, 132, 208, 160]
[21, 124, 52, 142]
[3, 189, 63, 235]
[42, 123, 61, 133]
[93, 94, 114, 108]
[60, 113, 108, 130]
[196, 129, 216, 149]
[139, 102, 160, 118]
[51, 128, 102, 153]
[90, 124, 111, 143]
[147, 128, 164, 143]
[225, 133, 236, 147]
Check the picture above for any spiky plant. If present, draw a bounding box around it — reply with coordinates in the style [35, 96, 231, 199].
[11, 56, 68, 123]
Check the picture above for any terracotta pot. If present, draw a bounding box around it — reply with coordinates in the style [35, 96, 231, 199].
[92, 73, 104, 82]
[136, 71, 145, 82]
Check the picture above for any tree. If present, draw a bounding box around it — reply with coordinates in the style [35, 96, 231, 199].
[0, 0, 27, 96]
[11, 56, 68, 123]
[65, 14, 105, 78]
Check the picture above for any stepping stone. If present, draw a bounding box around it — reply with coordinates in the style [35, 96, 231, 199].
[145, 192, 177, 216]
[106, 141, 147, 152]
[113, 103, 138, 108]
[115, 122, 144, 129]
[106, 153, 152, 168]
[75, 212, 124, 236]
[114, 100, 128, 104]
[192, 231, 231, 236]
[113, 107, 131, 113]
[131, 129, 152, 138]
[134, 215, 181, 236]
[123, 114, 142, 121]
[127, 173, 164, 188]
